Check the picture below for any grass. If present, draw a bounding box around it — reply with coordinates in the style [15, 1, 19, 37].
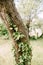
[0, 37, 16, 65]
[30, 38, 43, 65]
[0, 37, 43, 65]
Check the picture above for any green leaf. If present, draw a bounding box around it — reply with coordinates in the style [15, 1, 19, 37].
[14, 27, 18, 32]
[20, 34, 25, 38]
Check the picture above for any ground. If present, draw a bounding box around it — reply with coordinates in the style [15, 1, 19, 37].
[30, 38, 43, 65]
[0, 37, 43, 65]
[0, 37, 16, 65]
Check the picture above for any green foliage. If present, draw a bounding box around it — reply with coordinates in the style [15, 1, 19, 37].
[9, 21, 32, 65]
[0, 21, 32, 65]
[18, 42, 32, 65]
[0, 24, 9, 39]
[13, 32, 25, 41]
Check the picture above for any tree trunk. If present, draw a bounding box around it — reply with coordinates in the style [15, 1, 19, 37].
[0, 0, 32, 65]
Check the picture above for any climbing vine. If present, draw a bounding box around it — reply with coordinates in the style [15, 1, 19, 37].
[1, 12, 32, 65]
[7, 15, 32, 65]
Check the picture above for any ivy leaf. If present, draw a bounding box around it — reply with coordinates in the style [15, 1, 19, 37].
[9, 27, 13, 30]
[13, 25, 16, 28]
[19, 42, 23, 48]
[14, 27, 18, 32]
[19, 56, 23, 63]
[20, 34, 25, 38]
[13, 32, 15, 37]
[15, 34, 20, 40]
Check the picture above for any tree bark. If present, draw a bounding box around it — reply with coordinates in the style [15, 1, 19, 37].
[0, 0, 32, 65]
[0, 0, 28, 41]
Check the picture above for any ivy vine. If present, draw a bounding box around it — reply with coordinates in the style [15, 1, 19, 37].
[9, 20, 32, 65]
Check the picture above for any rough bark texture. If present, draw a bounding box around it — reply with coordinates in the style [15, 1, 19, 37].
[0, 0, 28, 40]
[0, 0, 32, 65]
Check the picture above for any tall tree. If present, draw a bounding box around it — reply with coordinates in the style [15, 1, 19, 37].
[0, 0, 32, 65]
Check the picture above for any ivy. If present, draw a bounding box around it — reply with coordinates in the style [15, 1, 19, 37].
[9, 20, 32, 65]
